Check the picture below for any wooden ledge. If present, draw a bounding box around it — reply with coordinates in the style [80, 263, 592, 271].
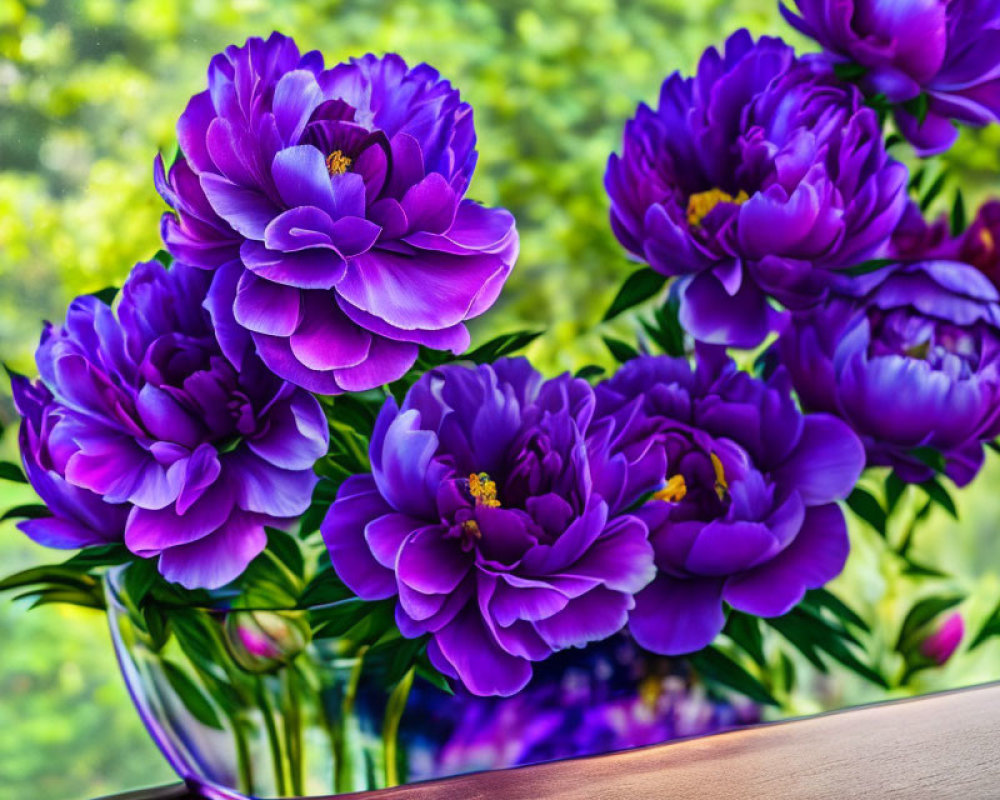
[98, 681, 1000, 800]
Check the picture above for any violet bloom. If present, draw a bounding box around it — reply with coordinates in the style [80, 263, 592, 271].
[158, 33, 517, 394]
[321, 359, 656, 696]
[606, 30, 907, 347]
[593, 352, 864, 655]
[10, 376, 128, 548]
[15, 260, 328, 589]
[959, 200, 1000, 289]
[782, 0, 1000, 155]
[778, 260, 1000, 485]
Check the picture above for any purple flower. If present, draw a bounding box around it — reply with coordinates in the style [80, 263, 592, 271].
[10, 376, 129, 549]
[782, 0, 1000, 155]
[157, 33, 517, 394]
[321, 359, 656, 696]
[15, 260, 328, 589]
[918, 612, 964, 665]
[420, 641, 759, 778]
[777, 260, 1000, 485]
[958, 200, 1000, 289]
[606, 30, 907, 347]
[593, 351, 864, 655]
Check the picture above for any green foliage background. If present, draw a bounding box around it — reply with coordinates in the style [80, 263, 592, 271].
[1, 1, 1000, 798]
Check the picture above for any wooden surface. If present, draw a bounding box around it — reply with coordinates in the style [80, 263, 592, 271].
[97, 681, 1000, 800]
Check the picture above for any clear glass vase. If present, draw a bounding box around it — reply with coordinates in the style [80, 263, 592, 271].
[105, 565, 760, 799]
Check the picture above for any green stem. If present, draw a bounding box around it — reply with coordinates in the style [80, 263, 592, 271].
[382, 667, 415, 788]
[333, 646, 368, 794]
[282, 665, 305, 797]
[256, 678, 289, 795]
[232, 715, 255, 794]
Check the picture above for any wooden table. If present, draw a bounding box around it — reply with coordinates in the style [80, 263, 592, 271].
[97, 681, 1000, 800]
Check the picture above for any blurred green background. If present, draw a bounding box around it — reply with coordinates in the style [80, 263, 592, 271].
[2, 1, 1000, 798]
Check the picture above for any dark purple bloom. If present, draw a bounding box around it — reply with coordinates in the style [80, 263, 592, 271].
[10, 375, 129, 549]
[778, 260, 1000, 485]
[15, 260, 328, 589]
[157, 33, 517, 394]
[593, 351, 864, 655]
[958, 200, 1000, 289]
[782, 0, 1000, 155]
[415, 639, 759, 779]
[606, 30, 907, 347]
[321, 359, 656, 696]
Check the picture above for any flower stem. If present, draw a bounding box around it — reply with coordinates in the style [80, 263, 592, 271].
[282, 664, 305, 796]
[333, 646, 368, 794]
[382, 667, 415, 788]
[255, 678, 289, 795]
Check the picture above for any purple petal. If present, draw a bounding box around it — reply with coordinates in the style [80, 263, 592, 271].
[629, 574, 726, 655]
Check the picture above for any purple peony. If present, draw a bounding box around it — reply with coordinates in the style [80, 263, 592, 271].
[157, 33, 518, 394]
[10, 376, 129, 549]
[778, 259, 1000, 486]
[782, 0, 1000, 155]
[593, 351, 864, 655]
[321, 359, 656, 696]
[13, 260, 328, 589]
[606, 30, 907, 347]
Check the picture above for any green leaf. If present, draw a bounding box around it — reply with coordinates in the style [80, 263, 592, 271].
[969, 600, 1000, 650]
[951, 190, 967, 236]
[574, 365, 606, 381]
[896, 594, 964, 652]
[602, 267, 667, 321]
[0, 565, 99, 593]
[19, 587, 105, 610]
[89, 286, 119, 305]
[843, 259, 895, 277]
[908, 166, 926, 192]
[846, 487, 887, 536]
[900, 559, 948, 579]
[61, 543, 132, 569]
[464, 330, 543, 363]
[904, 92, 930, 126]
[689, 646, 778, 707]
[264, 527, 305, 579]
[833, 62, 867, 81]
[767, 607, 886, 687]
[884, 133, 904, 149]
[723, 611, 766, 667]
[884, 472, 907, 515]
[0, 503, 49, 522]
[123, 558, 160, 608]
[0, 461, 27, 483]
[804, 588, 870, 634]
[153, 249, 173, 267]
[639, 299, 685, 357]
[602, 336, 639, 364]
[160, 660, 224, 730]
[910, 446, 946, 473]
[919, 171, 947, 211]
[918, 477, 958, 519]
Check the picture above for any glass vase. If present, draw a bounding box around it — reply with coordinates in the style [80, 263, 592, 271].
[105, 565, 760, 799]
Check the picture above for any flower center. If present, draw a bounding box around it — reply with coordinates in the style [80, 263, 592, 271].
[686, 188, 749, 228]
[710, 451, 728, 501]
[654, 474, 687, 503]
[980, 226, 995, 254]
[654, 452, 728, 505]
[468, 472, 501, 508]
[325, 150, 352, 176]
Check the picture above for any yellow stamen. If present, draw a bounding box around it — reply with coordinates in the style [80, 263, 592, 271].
[468, 472, 501, 508]
[325, 150, 352, 176]
[981, 226, 995, 254]
[654, 474, 687, 504]
[711, 452, 728, 501]
[904, 340, 931, 360]
[462, 519, 483, 540]
[687, 188, 749, 228]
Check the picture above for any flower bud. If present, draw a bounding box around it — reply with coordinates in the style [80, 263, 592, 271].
[918, 613, 964, 666]
[223, 610, 311, 673]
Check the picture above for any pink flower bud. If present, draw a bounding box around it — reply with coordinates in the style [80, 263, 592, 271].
[919, 613, 964, 665]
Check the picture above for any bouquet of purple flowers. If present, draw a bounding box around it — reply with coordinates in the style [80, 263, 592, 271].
[4, 6, 1000, 795]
